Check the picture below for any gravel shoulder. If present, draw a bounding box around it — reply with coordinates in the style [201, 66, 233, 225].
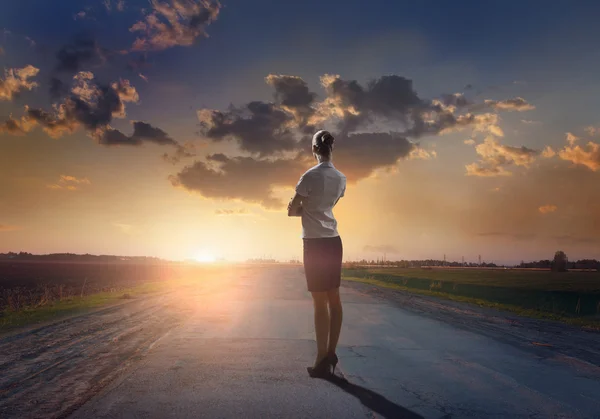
[0, 289, 194, 419]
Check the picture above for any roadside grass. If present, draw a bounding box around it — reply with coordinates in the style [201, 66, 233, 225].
[358, 267, 600, 292]
[0, 280, 172, 334]
[343, 275, 600, 330]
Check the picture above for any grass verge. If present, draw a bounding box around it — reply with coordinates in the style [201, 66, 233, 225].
[343, 276, 600, 330]
[0, 280, 171, 335]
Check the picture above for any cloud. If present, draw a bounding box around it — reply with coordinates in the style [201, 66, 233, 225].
[0, 115, 36, 135]
[55, 37, 110, 75]
[483, 97, 535, 112]
[197, 102, 298, 156]
[1, 72, 177, 155]
[464, 138, 476, 145]
[332, 132, 415, 181]
[408, 147, 437, 160]
[363, 245, 399, 254]
[4, 72, 139, 139]
[98, 121, 176, 146]
[47, 174, 91, 191]
[215, 208, 251, 216]
[521, 119, 541, 125]
[551, 133, 600, 171]
[539, 204, 557, 214]
[171, 132, 415, 208]
[0, 46, 4, 55]
[265, 74, 317, 130]
[186, 72, 537, 207]
[584, 126, 599, 136]
[130, 0, 221, 51]
[317, 73, 423, 134]
[0, 224, 20, 232]
[170, 153, 307, 209]
[465, 137, 538, 177]
[541, 146, 556, 158]
[138, 73, 149, 82]
[0, 65, 39, 101]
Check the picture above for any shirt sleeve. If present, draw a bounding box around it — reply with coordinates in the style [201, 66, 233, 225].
[295, 173, 311, 197]
[340, 178, 346, 197]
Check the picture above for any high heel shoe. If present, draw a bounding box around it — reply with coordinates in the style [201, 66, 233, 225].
[306, 356, 332, 378]
[328, 352, 339, 374]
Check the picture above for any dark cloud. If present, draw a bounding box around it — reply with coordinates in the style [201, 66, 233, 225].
[49, 77, 68, 99]
[3, 72, 139, 139]
[170, 154, 308, 209]
[197, 101, 297, 156]
[130, 0, 221, 51]
[265, 74, 317, 130]
[333, 132, 414, 181]
[319, 74, 422, 133]
[55, 37, 110, 74]
[98, 121, 176, 146]
[170, 132, 415, 208]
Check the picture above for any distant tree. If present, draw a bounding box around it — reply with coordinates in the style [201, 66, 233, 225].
[551, 250, 568, 272]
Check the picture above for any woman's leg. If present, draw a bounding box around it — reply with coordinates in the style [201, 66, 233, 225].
[326, 288, 343, 355]
[310, 291, 330, 367]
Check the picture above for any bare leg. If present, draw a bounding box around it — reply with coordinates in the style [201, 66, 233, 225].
[310, 291, 330, 367]
[327, 287, 343, 355]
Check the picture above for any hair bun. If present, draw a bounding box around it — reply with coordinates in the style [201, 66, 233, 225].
[321, 131, 334, 146]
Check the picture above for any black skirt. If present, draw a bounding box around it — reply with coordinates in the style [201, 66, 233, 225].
[303, 236, 343, 292]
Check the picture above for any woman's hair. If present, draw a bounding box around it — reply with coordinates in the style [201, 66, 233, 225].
[312, 130, 335, 158]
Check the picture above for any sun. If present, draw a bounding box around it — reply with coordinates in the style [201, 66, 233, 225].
[193, 250, 217, 263]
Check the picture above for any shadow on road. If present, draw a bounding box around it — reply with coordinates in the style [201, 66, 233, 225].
[324, 374, 425, 419]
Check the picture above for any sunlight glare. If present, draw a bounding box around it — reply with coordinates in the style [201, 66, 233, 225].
[194, 250, 217, 263]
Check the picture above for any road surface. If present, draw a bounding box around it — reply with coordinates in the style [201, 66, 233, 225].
[1, 265, 599, 418]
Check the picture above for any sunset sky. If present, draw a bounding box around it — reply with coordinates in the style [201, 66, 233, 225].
[2, 0, 600, 264]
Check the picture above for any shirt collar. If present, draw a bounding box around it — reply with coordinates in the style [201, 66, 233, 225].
[318, 161, 334, 168]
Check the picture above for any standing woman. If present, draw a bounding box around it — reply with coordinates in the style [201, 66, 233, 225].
[288, 130, 347, 378]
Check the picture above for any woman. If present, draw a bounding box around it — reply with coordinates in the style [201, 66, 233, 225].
[288, 129, 347, 378]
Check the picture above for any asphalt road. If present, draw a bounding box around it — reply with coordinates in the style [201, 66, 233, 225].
[59, 265, 599, 419]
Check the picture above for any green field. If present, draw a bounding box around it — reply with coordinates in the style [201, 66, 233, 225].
[342, 267, 600, 327]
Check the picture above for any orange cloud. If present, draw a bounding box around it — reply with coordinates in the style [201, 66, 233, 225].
[465, 137, 538, 177]
[483, 97, 535, 112]
[0, 224, 20, 232]
[555, 134, 600, 171]
[130, 0, 221, 51]
[0, 65, 39, 101]
[539, 204, 557, 214]
[409, 147, 437, 160]
[47, 175, 91, 191]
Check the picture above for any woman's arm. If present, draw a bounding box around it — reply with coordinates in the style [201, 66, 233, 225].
[287, 193, 304, 217]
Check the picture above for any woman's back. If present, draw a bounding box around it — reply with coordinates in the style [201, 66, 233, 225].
[295, 161, 346, 239]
